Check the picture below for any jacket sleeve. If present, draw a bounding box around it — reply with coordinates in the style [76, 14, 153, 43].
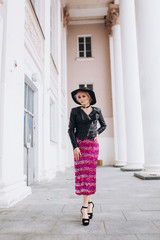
[68, 109, 79, 149]
[97, 108, 107, 135]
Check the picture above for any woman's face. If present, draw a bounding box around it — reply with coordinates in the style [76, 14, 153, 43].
[76, 91, 91, 106]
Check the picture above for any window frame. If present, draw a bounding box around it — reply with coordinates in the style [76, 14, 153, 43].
[77, 35, 92, 58]
[24, 83, 35, 148]
[78, 83, 94, 91]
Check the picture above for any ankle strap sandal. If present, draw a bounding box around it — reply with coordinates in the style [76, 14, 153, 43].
[88, 201, 94, 219]
[81, 206, 90, 226]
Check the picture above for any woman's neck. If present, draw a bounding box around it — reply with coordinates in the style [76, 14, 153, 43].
[82, 105, 91, 109]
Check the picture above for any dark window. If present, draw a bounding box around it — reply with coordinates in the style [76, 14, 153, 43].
[79, 37, 84, 43]
[79, 84, 85, 89]
[79, 52, 84, 57]
[86, 52, 91, 57]
[87, 84, 93, 90]
[79, 44, 84, 51]
[79, 84, 93, 91]
[78, 36, 92, 58]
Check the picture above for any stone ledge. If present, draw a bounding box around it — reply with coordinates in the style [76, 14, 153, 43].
[121, 167, 143, 172]
[114, 165, 126, 168]
[134, 172, 160, 180]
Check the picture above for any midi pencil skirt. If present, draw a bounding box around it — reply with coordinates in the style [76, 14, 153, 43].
[74, 137, 99, 195]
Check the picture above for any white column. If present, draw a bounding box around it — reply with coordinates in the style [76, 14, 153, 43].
[0, 16, 3, 78]
[120, 0, 144, 171]
[0, 0, 31, 208]
[112, 24, 127, 167]
[109, 36, 119, 165]
[106, 4, 127, 167]
[0, 14, 3, 176]
[0, 14, 3, 184]
[134, 0, 160, 178]
[42, 0, 57, 180]
[57, 0, 65, 172]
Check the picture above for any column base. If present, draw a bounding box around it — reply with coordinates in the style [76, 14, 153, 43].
[114, 164, 126, 168]
[144, 165, 160, 172]
[0, 178, 31, 208]
[121, 163, 144, 172]
[121, 167, 143, 172]
[134, 165, 160, 180]
[134, 171, 160, 180]
[114, 161, 126, 168]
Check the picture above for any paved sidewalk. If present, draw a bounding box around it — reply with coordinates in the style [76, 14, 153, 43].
[0, 166, 160, 240]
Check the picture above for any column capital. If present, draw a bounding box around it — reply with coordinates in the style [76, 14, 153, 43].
[105, 4, 120, 36]
[63, 6, 70, 27]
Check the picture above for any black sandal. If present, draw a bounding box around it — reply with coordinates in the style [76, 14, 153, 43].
[88, 201, 94, 219]
[81, 206, 90, 226]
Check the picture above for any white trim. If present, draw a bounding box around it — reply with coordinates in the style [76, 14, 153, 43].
[50, 96, 58, 143]
[69, 19, 105, 25]
[75, 57, 95, 61]
[24, 34, 44, 74]
[25, 74, 38, 92]
[69, 8, 108, 18]
[50, 0, 58, 68]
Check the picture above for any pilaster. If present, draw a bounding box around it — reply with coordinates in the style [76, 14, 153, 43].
[0, 0, 31, 208]
[106, 4, 126, 167]
[106, 4, 127, 167]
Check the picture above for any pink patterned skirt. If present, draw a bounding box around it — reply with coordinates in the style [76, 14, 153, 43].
[74, 137, 99, 195]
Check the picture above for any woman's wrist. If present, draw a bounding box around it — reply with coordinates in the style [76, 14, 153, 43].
[74, 146, 79, 150]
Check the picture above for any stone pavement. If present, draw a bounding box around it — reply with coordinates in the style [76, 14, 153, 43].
[0, 166, 160, 240]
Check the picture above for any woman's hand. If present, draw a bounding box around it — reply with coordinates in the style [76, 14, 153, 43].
[94, 134, 99, 142]
[74, 147, 81, 160]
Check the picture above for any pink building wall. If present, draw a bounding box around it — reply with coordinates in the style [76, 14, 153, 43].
[67, 23, 115, 165]
[67, 24, 113, 129]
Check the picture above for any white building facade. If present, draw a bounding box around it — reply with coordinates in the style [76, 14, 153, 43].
[0, 0, 160, 208]
[0, 0, 70, 208]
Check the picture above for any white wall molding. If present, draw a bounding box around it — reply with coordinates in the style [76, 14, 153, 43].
[69, 19, 105, 25]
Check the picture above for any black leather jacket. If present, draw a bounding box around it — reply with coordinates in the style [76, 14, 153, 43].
[68, 106, 107, 149]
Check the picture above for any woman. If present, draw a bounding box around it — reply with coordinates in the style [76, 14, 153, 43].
[68, 87, 106, 226]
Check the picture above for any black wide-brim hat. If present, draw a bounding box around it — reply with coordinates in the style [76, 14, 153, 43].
[71, 87, 96, 105]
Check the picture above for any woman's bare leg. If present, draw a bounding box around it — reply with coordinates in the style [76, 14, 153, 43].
[83, 195, 89, 207]
[82, 195, 89, 220]
[88, 195, 92, 213]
